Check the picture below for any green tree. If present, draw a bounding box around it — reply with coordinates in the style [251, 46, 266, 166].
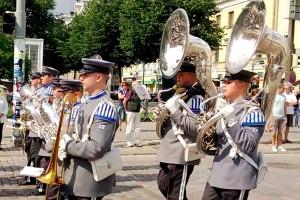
[119, 0, 224, 64]
[0, 0, 65, 80]
[60, 0, 125, 75]
[62, 0, 224, 76]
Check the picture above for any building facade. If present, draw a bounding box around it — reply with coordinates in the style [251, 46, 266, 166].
[213, 0, 300, 85]
[121, 62, 162, 94]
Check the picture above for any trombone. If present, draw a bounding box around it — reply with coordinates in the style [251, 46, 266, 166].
[37, 93, 76, 186]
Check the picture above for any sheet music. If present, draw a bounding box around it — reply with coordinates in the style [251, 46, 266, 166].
[133, 85, 151, 100]
[20, 166, 44, 177]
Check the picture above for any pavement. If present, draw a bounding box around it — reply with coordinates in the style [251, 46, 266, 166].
[0, 120, 300, 200]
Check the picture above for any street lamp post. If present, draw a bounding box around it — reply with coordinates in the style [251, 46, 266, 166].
[154, 70, 158, 93]
[142, 62, 145, 85]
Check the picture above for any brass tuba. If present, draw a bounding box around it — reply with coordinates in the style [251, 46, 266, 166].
[196, 0, 289, 154]
[156, 8, 218, 140]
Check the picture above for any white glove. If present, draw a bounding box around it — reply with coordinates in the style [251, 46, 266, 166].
[219, 104, 235, 118]
[81, 134, 89, 142]
[58, 148, 66, 161]
[153, 103, 164, 121]
[165, 96, 180, 115]
[59, 134, 72, 151]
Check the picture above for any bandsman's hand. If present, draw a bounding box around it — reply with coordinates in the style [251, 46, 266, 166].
[165, 96, 180, 115]
[59, 134, 72, 151]
[58, 148, 66, 161]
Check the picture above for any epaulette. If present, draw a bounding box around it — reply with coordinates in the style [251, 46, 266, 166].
[70, 107, 80, 121]
[189, 95, 204, 114]
[93, 101, 116, 122]
[242, 109, 266, 126]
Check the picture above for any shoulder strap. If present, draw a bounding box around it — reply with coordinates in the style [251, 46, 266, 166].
[220, 118, 258, 169]
[170, 120, 188, 148]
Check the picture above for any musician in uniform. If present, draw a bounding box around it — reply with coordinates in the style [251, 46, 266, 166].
[36, 66, 59, 102]
[32, 66, 59, 196]
[202, 70, 266, 200]
[156, 61, 206, 200]
[19, 72, 43, 186]
[45, 79, 83, 200]
[58, 58, 118, 200]
[52, 77, 63, 112]
[59, 79, 83, 137]
[30, 71, 42, 93]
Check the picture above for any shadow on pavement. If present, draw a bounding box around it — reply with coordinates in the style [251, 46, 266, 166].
[117, 173, 158, 182]
[122, 165, 159, 171]
[111, 185, 143, 194]
[0, 188, 35, 197]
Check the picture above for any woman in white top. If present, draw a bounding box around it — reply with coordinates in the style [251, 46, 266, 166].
[0, 87, 9, 150]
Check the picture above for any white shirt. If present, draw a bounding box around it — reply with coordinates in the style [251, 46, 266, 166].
[0, 96, 8, 123]
[283, 92, 297, 114]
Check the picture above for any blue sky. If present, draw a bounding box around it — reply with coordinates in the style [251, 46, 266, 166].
[55, 0, 76, 14]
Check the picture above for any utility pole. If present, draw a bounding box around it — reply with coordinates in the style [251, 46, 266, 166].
[286, 18, 295, 82]
[286, 0, 300, 82]
[13, 0, 26, 118]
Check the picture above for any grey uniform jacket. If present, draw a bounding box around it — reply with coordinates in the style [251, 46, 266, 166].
[60, 91, 118, 197]
[37, 83, 55, 157]
[156, 94, 204, 165]
[208, 100, 265, 190]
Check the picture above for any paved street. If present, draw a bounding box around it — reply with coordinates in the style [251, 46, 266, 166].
[0, 121, 300, 199]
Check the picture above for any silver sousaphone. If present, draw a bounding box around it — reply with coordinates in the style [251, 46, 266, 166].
[156, 9, 218, 153]
[196, 0, 289, 154]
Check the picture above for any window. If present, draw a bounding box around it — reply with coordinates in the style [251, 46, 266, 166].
[228, 11, 234, 28]
[216, 15, 221, 26]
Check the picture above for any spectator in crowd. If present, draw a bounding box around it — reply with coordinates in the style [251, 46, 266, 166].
[293, 88, 300, 127]
[118, 82, 129, 131]
[270, 83, 287, 153]
[250, 87, 260, 105]
[0, 87, 8, 150]
[283, 82, 297, 143]
[123, 81, 142, 147]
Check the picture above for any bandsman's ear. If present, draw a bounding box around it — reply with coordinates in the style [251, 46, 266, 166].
[95, 73, 102, 82]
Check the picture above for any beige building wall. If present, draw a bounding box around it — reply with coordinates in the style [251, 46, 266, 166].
[214, 0, 300, 85]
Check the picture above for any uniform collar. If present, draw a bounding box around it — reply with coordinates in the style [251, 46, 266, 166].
[73, 101, 81, 107]
[43, 82, 54, 88]
[89, 90, 107, 100]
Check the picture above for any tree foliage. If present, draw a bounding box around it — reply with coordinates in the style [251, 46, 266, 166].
[60, 0, 125, 74]
[0, 0, 65, 80]
[62, 0, 224, 74]
[0, 0, 224, 80]
[119, 0, 224, 64]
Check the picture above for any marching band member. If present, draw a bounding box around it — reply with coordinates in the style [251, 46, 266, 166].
[59, 79, 83, 137]
[30, 71, 42, 93]
[45, 79, 83, 200]
[52, 78, 63, 112]
[202, 70, 265, 200]
[19, 72, 42, 186]
[58, 58, 118, 200]
[32, 66, 59, 196]
[156, 61, 206, 200]
[36, 66, 59, 102]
